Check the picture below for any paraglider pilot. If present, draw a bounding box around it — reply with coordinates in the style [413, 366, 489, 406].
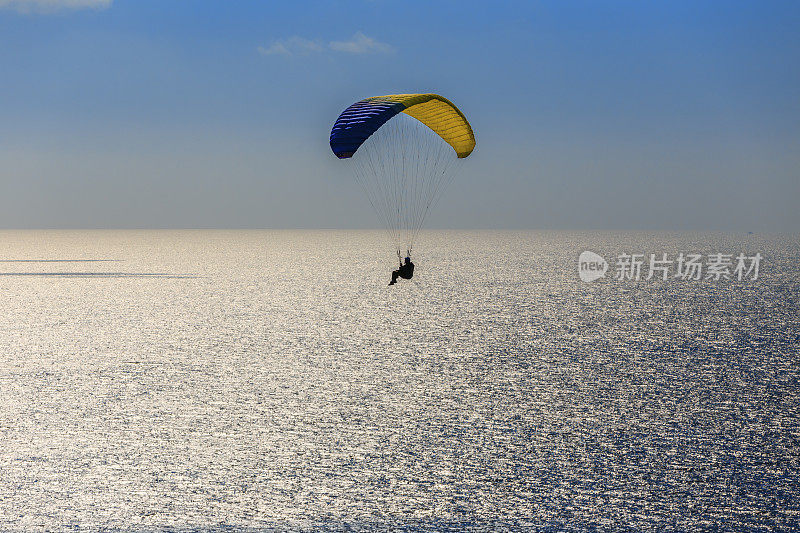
[389, 256, 414, 286]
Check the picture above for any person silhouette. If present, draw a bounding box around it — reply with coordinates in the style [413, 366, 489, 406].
[389, 256, 414, 286]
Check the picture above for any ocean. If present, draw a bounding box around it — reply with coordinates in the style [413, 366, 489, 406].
[0, 230, 798, 531]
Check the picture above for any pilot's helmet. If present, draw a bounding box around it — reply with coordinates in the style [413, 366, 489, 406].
[405, 256, 411, 263]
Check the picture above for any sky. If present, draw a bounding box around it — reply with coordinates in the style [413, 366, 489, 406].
[0, 0, 798, 231]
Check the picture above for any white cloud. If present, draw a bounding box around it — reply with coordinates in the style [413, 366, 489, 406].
[258, 32, 393, 57]
[257, 36, 323, 56]
[0, 0, 111, 13]
[329, 32, 393, 54]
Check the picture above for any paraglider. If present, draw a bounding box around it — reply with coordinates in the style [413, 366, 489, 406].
[330, 93, 475, 285]
[389, 256, 414, 286]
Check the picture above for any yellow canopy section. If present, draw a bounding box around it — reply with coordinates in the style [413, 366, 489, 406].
[369, 93, 476, 158]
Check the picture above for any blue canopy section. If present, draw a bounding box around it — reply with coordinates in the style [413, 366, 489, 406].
[329, 99, 406, 159]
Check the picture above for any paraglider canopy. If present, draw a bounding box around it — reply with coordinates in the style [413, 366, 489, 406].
[330, 93, 475, 159]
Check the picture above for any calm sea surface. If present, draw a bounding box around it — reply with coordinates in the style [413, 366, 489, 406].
[0, 230, 798, 531]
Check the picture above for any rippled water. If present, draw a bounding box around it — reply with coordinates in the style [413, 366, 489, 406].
[0, 230, 798, 531]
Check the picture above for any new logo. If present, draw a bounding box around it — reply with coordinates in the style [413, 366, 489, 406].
[578, 251, 608, 282]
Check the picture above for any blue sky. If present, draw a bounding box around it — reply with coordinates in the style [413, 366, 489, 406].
[1, 0, 798, 230]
